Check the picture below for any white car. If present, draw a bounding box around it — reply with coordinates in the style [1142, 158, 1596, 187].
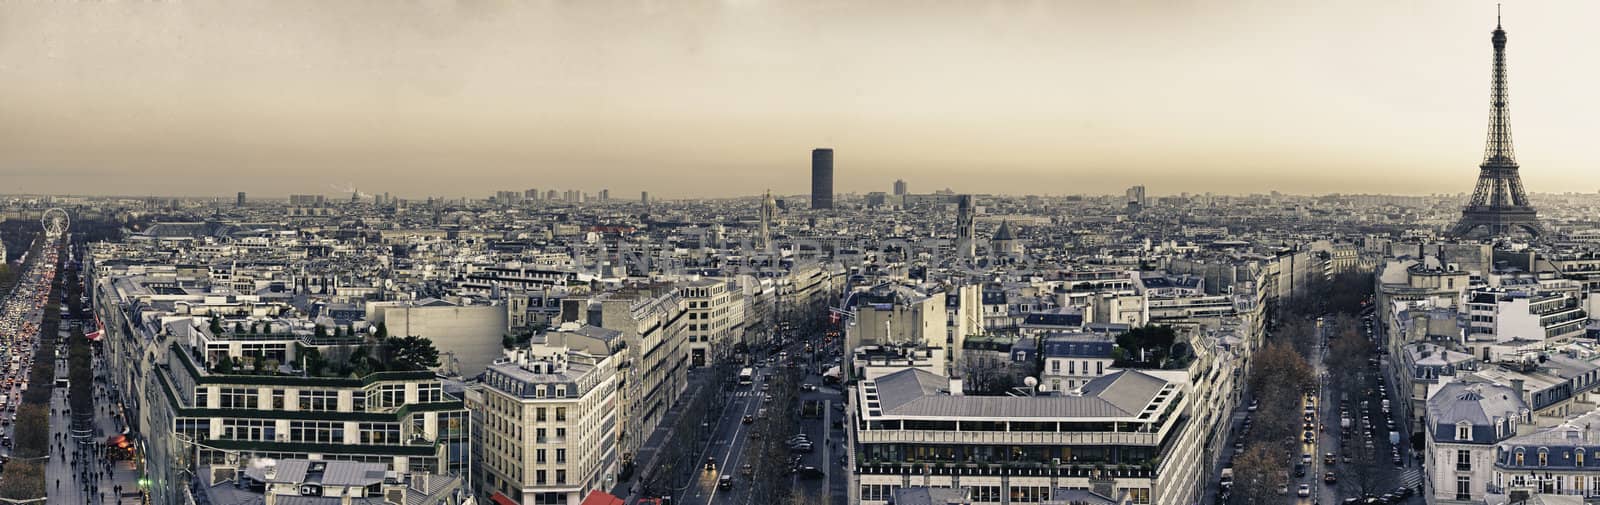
[1297, 484, 1311, 497]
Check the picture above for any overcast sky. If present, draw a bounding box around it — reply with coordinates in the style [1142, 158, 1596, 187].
[3, 0, 1598, 199]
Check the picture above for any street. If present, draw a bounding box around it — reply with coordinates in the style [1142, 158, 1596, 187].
[676, 332, 849, 505]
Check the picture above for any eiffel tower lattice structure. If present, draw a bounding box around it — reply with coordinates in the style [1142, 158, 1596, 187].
[1450, 9, 1544, 239]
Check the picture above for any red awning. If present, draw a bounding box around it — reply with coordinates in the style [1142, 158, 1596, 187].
[580, 491, 625, 505]
[489, 492, 519, 505]
[106, 435, 129, 447]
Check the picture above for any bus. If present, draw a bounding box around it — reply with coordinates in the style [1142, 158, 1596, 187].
[738, 368, 755, 386]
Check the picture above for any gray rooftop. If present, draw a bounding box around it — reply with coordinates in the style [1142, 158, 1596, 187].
[868, 368, 1172, 420]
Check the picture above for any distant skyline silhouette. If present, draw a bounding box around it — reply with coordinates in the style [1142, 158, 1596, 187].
[5, 1, 1600, 199]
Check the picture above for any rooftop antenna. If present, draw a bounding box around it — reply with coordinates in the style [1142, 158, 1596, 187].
[1497, 4, 1501, 28]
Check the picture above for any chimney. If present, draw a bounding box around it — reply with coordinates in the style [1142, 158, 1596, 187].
[1511, 378, 1525, 398]
[949, 378, 963, 396]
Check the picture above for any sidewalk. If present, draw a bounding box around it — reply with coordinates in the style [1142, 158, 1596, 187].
[46, 349, 142, 504]
[611, 371, 712, 504]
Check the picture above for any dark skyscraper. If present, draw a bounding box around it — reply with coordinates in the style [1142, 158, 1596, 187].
[811, 148, 833, 210]
[893, 179, 907, 196]
[236, 191, 246, 207]
[1451, 12, 1542, 238]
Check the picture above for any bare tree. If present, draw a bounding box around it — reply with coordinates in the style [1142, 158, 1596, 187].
[1232, 444, 1288, 505]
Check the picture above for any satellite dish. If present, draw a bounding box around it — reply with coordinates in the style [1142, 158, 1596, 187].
[1024, 377, 1039, 388]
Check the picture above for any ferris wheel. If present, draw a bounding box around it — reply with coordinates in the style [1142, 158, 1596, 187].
[41, 208, 69, 237]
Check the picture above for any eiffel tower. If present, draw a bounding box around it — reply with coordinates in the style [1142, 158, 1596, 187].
[1450, 9, 1543, 238]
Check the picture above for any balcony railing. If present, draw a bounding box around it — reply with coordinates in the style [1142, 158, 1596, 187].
[855, 461, 1157, 479]
[856, 429, 1158, 447]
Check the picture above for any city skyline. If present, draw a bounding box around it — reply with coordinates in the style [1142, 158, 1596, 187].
[6, 1, 1600, 199]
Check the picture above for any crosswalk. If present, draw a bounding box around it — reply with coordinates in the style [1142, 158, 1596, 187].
[1396, 468, 1424, 489]
[732, 391, 765, 398]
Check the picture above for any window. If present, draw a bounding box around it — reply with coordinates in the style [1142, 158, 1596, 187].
[1539, 448, 1549, 467]
[1516, 449, 1525, 466]
[194, 388, 210, 408]
[1581, 449, 1588, 467]
[358, 423, 401, 445]
[417, 383, 443, 403]
[177, 418, 212, 439]
[369, 384, 406, 409]
[535, 470, 546, 485]
[299, 390, 338, 412]
[289, 421, 344, 444]
[555, 470, 566, 484]
[271, 389, 285, 410]
[1457, 476, 1471, 501]
[1458, 423, 1473, 441]
[536, 428, 547, 443]
[1458, 449, 1472, 471]
[1051, 360, 1060, 373]
[555, 408, 567, 422]
[536, 449, 546, 463]
[536, 408, 547, 422]
[556, 449, 566, 463]
[555, 428, 566, 441]
[219, 388, 258, 409]
[220, 419, 275, 441]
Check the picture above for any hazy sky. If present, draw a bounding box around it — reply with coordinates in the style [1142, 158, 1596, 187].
[4, 0, 1599, 199]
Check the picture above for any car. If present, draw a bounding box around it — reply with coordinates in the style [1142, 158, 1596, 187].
[740, 464, 753, 476]
[1325, 472, 1338, 484]
[1301, 454, 1312, 465]
[800, 383, 817, 392]
[742, 415, 754, 424]
[786, 435, 809, 444]
[1298, 484, 1311, 497]
[794, 465, 825, 479]
[1294, 464, 1306, 478]
[1380, 493, 1397, 504]
[1248, 399, 1259, 411]
[705, 457, 717, 471]
[718, 475, 733, 489]
[1393, 455, 1403, 466]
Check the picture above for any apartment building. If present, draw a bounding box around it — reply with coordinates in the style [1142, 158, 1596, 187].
[851, 368, 1201, 505]
[680, 277, 743, 367]
[1425, 382, 1528, 504]
[1463, 287, 1587, 361]
[147, 332, 470, 505]
[478, 327, 621, 505]
[563, 285, 688, 462]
